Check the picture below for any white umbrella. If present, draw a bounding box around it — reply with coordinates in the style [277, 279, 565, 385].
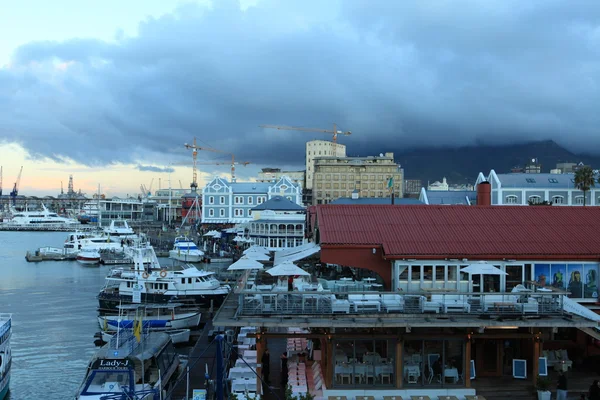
[266, 261, 310, 277]
[243, 246, 269, 255]
[460, 262, 507, 276]
[203, 230, 216, 237]
[244, 252, 270, 261]
[233, 236, 244, 242]
[227, 256, 264, 271]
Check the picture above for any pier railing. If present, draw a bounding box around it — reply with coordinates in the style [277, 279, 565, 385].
[234, 290, 566, 317]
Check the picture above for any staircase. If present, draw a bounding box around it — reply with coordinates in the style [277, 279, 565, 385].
[472, 377, 536, 400]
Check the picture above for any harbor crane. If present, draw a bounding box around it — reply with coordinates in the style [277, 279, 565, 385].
[10, 166, 23, 206]
[184, 138, 242, 188]
[259, 123, 351, 143]
[195, 159, 251, 182]
[139, 178, 154, 199]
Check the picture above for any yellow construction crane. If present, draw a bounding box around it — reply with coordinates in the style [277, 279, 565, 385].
[259, 123, 351, 143]
[195, 158, 251, 182]
[184, 138, 227, 191]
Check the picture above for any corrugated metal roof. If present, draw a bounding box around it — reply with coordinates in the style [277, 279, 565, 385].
[495, 173, 577, 189]
[424, 190, 476, 205]
[315, 205, 600, 259]
[330, 197, 424, 205]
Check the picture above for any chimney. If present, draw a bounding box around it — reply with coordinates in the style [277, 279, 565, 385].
[476, 181, 491, 206]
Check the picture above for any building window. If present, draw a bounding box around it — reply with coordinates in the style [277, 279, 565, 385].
[234, 196, 243, 204]
[552, 196, 564, 204]
[209, 209, 214, 217]
[548, 178, 559, 183]
[219, 209, 225, 217]
[248, 197, 253, 204]
[286, 196, 292, 201]
[220, 196, 225, 204]
[526, 178, 536, 183]
[528, 195, 542, 204]
[257, 196, 266, 204]
[505, 195, 518, 204]
[332, 339, 395, 388]
[208, 196, 214, 205]
[575, 196, 584, 205]
[248, 209, 252, 217]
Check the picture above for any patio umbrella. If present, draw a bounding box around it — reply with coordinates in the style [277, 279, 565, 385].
[266, 261, 310, 277]
[243, 246, 269, 255]
[244, 252, 270, 261]
[203, 230, 217, 237]
[460, 262, 507, 276]
[227, 256, 264, 271]
[233, 236, 244, 242]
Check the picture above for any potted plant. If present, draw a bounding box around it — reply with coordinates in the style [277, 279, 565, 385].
[536, 375, 552, 400]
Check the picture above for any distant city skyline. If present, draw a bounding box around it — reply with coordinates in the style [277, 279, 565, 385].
[1, 0, 599, 196]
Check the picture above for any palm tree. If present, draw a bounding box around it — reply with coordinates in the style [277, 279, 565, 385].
[574, 166, 595, 206]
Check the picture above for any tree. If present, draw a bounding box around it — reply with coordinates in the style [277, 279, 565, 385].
[574, 166, 596, 206]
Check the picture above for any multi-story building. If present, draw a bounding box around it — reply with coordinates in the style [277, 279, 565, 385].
[151, 188, 187, 223]
[305, 140, 346, 190]
[427, 177, 449, 191]
[247, 195, 306, 250]
[403, 179, 422, 196]
[201, 176, 302, 224]
[312, 152, 404, 205]
[476, 169, 600, 206]
[257, 168, 305, 189]
[98, 197, 144, 225]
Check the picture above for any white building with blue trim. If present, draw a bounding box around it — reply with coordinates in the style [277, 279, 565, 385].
[476, 169, 600, 206]
[201, 176, 302, 224]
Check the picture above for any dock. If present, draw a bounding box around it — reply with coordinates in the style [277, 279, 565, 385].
[0, 224, 96, 232]
[25, 250, 77, 262]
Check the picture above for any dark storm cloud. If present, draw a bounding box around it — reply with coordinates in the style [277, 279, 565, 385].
[1, 0, 600, 169]
[136, 164, 175, 173]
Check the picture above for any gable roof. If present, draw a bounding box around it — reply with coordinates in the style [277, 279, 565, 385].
[492, 172, 579, 189]
[330, 197, 423, 205]
[230, 182, 272, 193]
[314, 204, 600, 260]
[252, 195, 305, 211]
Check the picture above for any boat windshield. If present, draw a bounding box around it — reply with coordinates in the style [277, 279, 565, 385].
[176, 244, 198, 250]
[81, 369, 133, 395]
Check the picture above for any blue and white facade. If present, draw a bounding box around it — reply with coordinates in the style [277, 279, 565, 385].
[201, 176, 302, 224]
[476, 169, 600, 206]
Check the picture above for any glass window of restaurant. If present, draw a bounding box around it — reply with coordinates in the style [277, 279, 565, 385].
[333, 339, 395, 387]
[403, 339, 464, 387]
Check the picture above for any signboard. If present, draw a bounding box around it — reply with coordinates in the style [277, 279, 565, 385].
[193, 389, 206, 400]
[132, 283, 142, 304]
[92, 359, 130, 369]
[513, 359, 527, 379]
[538, 357, 548, 376]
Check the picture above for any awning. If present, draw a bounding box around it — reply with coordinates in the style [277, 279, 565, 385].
[274, 243, 320, 265]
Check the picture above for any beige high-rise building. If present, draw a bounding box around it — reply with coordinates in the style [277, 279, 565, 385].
[257, 168, 305, 189]
[312, 152, 404, 204]
[305, 140, 346, 190]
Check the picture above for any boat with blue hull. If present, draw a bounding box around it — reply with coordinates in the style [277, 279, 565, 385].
[0, 313, 12, 400]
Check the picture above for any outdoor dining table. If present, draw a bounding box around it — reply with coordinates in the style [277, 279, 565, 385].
[356, 396, 375, 400]
[437, 396, 459, 400]
[383, 396, 403, 400]
[410, 396, 430, 400]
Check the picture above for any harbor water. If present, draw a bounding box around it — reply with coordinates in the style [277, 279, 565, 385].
[0, 231, 123, 399]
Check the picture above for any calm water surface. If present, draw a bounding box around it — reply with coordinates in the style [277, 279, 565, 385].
[0, 231, 107, 399]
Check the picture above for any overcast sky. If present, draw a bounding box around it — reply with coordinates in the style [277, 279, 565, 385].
[1, 0, 599, 194]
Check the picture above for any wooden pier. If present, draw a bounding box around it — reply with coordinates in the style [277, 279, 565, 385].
[25, 250, 77, 262]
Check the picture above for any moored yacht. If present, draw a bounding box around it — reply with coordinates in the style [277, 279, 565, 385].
[169, 236, 204, 263]
[97, 242, 230, 312]
[103, 220, 136, 238]
[0, 313, 12, 400]
[75, 329, 185, 399]
[98, 303, 201, 330]
[77, 250, 102, 266]
[2, 204, 80, 230]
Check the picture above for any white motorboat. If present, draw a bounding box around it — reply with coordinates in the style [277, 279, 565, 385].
[64, 231, 124, 254]
[97, 242, 230, 312]
[98, 303, 201, 330]
[99, 328, 190, 345]
[169, 236, 204, 262]
[0, 314, 12, 400]
[2, 204, 80, 230]
[77, 250, 101, 265]
[76, 329, 186, 399]
[103, 220, 136, 238]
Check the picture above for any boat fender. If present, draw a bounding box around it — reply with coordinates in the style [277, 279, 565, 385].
[160, 270, 167, 278]
[142, 272, 149, 279]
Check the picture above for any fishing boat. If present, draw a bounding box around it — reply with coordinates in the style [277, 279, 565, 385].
[0, 314, 12, 400]
[98, 328, 190, 346]
[97, 303, 201, 330]
[77, 249, 102, 265]
[76, 328, 186, 399]
[97, 242, 230, 312]
[169, 236, 204, 263]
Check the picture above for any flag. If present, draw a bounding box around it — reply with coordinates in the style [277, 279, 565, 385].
[133, 312, 142, 342]
[387, 177, 394, 189]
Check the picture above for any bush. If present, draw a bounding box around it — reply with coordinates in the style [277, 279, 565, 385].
[536, 375, 552, 391]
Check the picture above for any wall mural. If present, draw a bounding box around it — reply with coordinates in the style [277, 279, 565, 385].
[535, 263, 598, 299]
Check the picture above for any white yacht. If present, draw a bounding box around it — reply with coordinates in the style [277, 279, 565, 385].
[97, 242, 230, 313]
[0, 313, 11, 400]
[103, 220, 136, 238]
[64, 231, 124, 254]
[169, 236, 204, 263]
[2, 204, 80, 229]
[77, 249, 102, 266]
